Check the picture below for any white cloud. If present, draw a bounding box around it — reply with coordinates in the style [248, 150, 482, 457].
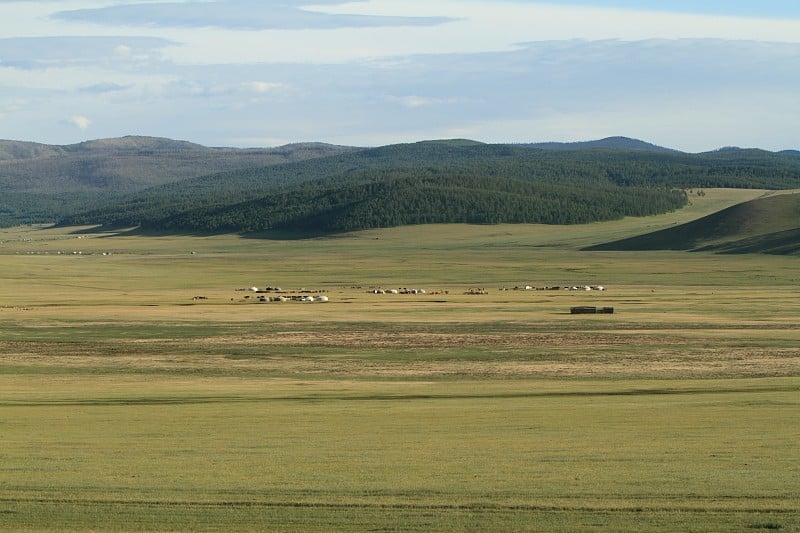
[399, 96, 434, 108]
[0, 64, 177, 95]
[0, 1, 798, 150]
[5, 98, 33, 113]
[388, 95, 463, 108]
[0, 36, 173, 69]
[51, 1, 454, 31]
[69, 115, 92, 130]
[123, 1, 800, 67]
[78, 82, 132, 94]
[244, 81, 289, 94]
[114, 44, 132, 57]
[319, 1, 800, 44]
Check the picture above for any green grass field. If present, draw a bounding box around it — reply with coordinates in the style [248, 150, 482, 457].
[0, 189, 798, 531]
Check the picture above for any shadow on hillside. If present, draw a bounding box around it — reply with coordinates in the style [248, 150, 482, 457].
[66, 225, 137, 237]
[65, 225, 349, 241]
[583, 193, 800, 255]
[697, 228, 800, 255]
[240, 229, 357, 241]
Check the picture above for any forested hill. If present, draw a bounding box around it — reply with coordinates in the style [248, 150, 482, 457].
[0, 136, 357, 193]
[0, 136, 356, 226]
[147, 174, 689, 233]
[522, 136, 677, 152]
[58, 139, 800, 234]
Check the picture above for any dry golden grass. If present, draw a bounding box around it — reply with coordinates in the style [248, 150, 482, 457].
[0, 191, 798, 531]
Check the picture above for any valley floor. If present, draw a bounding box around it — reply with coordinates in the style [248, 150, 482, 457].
[0, 193, 798, 531]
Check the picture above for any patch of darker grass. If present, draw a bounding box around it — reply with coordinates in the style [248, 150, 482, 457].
[0, 323, 243, 342]
[749, 523, 785, 530]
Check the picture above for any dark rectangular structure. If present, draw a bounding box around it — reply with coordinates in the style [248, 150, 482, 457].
[570, 306, 614, 314]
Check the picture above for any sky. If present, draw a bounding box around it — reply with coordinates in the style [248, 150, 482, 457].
[0, 1, 799, 152]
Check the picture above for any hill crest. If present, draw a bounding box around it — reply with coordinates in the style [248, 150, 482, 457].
[523, 136, 678, 153]
[585, 192, 800, 255]
[0, 137, 358, 194]
[68, 136, 207, 153]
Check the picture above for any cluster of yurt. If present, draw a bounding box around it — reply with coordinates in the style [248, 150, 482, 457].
[369, 288, 427, 295]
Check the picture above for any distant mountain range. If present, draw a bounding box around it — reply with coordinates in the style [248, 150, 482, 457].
[2, 135, 797, 196]
[0, 136, 357, 194]
[1, 135, 799, 253]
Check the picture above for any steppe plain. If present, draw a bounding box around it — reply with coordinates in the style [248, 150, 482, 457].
[1, 189, 798, 531]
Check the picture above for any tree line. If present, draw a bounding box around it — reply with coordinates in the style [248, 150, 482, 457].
[25, 142, 800, 232]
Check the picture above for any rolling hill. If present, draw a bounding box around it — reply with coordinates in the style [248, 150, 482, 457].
[145, 173, 688, 233]
[0, 136, 358, 193]
[3, 136, 800, 239]
[0, 136, 358, 226]
[60, 138, 800, 232]
[524, 136, 677, 153]
[584, 192, 800, 255]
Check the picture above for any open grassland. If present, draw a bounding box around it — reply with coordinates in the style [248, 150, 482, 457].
[0, 189, 798, 531]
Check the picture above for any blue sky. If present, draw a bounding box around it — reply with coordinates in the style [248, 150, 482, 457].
[521, 0, 800, 18]
[1, 1, 799, 152]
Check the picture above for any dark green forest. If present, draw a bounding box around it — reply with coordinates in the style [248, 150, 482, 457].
[151, 172, 688, 232]
[4, 137, 800, 234]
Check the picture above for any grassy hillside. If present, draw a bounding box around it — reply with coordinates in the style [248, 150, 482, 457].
[585, 191, 800, 255]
